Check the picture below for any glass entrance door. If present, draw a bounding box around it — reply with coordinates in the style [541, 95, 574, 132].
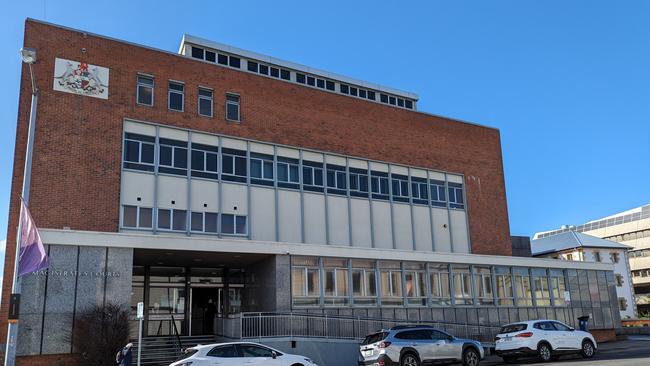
[190, 286, 222, 335]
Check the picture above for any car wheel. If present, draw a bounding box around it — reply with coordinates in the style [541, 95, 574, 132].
[400, 353, 420, 366]
[538, 343, 552, 362]
[462, 348, 480, 366]
[581, 339, 595, 358]
[502, 356, 518, 364]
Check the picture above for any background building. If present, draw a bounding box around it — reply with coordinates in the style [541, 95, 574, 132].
[536, 204, 650, 315]
[1, 19, 621, 365]
[531, 232, 635, 319]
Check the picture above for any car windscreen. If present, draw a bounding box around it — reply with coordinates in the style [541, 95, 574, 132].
[175, 348, 198, 361]
[362, 332, 389, 345]
[500, 324, 527, 334]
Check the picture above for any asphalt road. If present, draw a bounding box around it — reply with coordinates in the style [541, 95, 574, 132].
[481, 339, 650, 366]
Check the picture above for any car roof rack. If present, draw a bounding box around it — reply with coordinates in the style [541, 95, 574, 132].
[390, 324, 435, 331]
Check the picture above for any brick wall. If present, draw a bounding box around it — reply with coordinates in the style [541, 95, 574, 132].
[1, 19, 512, 343]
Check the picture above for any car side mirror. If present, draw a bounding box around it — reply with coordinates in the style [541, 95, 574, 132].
[569, 327, 575, 331]
[447, 335, 454, 341]
[272, 351, 277, 359]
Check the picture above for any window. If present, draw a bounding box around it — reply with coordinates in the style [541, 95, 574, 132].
[430, 180, 447, 207]
[326, 164, 347, 195]
[405, 263, 427, 306]
[191, 46, 204, 59]
[122, 205, 153, 229]
[226, 94, 240, 121]
[593, 251, 601, 262]
[326, 80, 335, 91]
[157, 208, 187, 231]
[259, 64, 269, 75]
[550, 269, 567, 306]
[250, 153, 274, 186]
[352, 260, 377, 306]
[198, 88, 213, 117]
[514, 268, 533, 306]
[619, 297, 628, 311]
[240, 345, 275, 358]
[349, 168, 369, 198]
[405, 100, 414, 109]
[534, 321, 556, 331]
[296, 73, 306, 83]
[389, 96, 396, 105]
[136, 75, 154, 106]
[323, 258, 349, 305]
[159, 138, 188, 176]
[247, 60, 258, 72]
[168, 81, 184, 111]
[380, 94, 388, 103]
[411, 177, 429, 204]
[191, 143, 219, 179]
[391, 174, 410, 203]
[448, 182, 465, 209]
[270, 67, 279, 78]
[340, 84, 349, 94]
[379, 262, 403, 306]
[221, 148, 247, 183]
[221, 214, 247, 235]
[277, 157, 300, 188]
[615, 274, 624, 287]
[229, 56, 241, 68]
[452, 265, 473, 305]
[430, 264, 451, 306]
[474, 266, 494, 305]
[552, 322, 571, 331]
[367, 91, 376, 100]
[280, 69, 291, 80]
[610, 252, 620, 264]
[292, 257, 320, 306]
[123, 133, 155, 172]
[207, 345, 238, 358]
[302, 161, 324, 192]
[370, 171, 390, 200]
[532, 268, 551, 306]
[190, 212, 218, 233]
[205, 50, 216, 62]
[566, 253, 574, 261]
[495, 267, 514, 306]
[316, 79, 325, 88]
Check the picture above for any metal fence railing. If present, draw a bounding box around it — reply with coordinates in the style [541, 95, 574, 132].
[216, 312, 501, 344]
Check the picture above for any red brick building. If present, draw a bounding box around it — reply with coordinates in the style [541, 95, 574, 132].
[1, 19, 620, 365]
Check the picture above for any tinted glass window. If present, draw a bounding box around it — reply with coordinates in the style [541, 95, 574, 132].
[191, 47, 204, 59]
[270, 67, 279, 78]
[247, 61, 258, 72]
[218, 54, 228, 65]
[205, 51, 216, 63]
[259, 64, 269, 75]
[229, 56, 241, 68]
[207, 345, 238, 358]
[534, 322, 555, 331]
[296, 73, 306, 83]
[240, 345, 274, 358]
[280, 69, 291, 80]
[500, 324, 527, 333]
[552, 322, 571, 331]
[362, 332, 388, 345]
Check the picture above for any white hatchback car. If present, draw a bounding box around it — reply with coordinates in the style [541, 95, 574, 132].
[169, 341, 318, 366]
[494, 320, 597, 363]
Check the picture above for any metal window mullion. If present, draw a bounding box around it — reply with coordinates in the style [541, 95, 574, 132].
[299, 150, 305, 243]
[346, 158, 353, 246]
[425, 264, 432, 307]
[319, 258, 325, 307]
[217, 136, 223, 238]
[273, 146, 279, 242]
[511, 267, 518, 307]
[367, 163, 375, 249]
[375, 260, 381, 307]
[426, 170, 437, 252]
[469, 265, 477, 306]
[347, 259, 353, 306]
[186, 132, 192, 236]
[153, 126, 160, 234]
[408, 168, 416, 251]
[246, 142, 252, 240]
[530, 269, 537, 307]
[445, 173, 455, 252]
[449, 264, 456, 306]
[401, 262, 407, 306]
[388, 165, 396, 249]
[323, 161, 330, 245]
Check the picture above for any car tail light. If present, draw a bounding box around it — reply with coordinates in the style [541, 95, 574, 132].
[378, 341, 391, 349]
[515, 332, 534, 338]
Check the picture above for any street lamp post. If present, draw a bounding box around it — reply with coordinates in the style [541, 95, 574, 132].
[4, 47, 39, 366]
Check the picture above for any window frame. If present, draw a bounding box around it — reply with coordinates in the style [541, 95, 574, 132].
[156, 208, 187, 232]
[136, 74, 154, 106]
[198, 87, 214, 117]
[121, 205, 153, 229]
[168, 81, 185, 112]
[226, 93, 241, 122]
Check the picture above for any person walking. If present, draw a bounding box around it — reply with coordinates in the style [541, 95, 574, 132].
[116, 342, 133, 366]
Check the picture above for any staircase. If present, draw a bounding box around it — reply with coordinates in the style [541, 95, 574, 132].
[134, 335, 217, 366]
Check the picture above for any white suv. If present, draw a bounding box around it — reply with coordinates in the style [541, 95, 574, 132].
[494, 320, 596, 363]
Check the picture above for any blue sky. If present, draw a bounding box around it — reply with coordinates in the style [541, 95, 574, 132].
[1, 0, 649, 257]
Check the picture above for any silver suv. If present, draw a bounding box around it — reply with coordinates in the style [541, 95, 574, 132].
[359, 325, 484, 366]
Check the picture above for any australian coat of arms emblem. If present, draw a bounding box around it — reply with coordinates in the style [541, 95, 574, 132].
[53, 58, 109, 99]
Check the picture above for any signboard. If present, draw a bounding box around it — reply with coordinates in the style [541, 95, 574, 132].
[53, 58, 109, 99]
[136, 302, 144, 320]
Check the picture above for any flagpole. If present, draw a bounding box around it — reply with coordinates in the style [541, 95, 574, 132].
[5, 48, 39, 366]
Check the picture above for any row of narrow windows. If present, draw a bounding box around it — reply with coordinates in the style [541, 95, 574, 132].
[136, 75, 241, 121]
[123, 133, 465, 209]
[189, 45, 416, 110]
[122, 205, 247, 236]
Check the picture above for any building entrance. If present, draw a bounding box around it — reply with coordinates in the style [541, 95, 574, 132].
[190, 287, 221, 335]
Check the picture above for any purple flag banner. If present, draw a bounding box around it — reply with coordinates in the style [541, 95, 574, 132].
[18, 198, 48, 276]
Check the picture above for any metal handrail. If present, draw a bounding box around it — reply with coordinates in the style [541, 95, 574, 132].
[215, 312, 501, 344]
[170, 315, 183, 355]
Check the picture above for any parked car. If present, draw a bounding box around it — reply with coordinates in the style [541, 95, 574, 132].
[494, 320, 597, 363]
[169, 341, 318, 366]
[359, 325, 484, 366]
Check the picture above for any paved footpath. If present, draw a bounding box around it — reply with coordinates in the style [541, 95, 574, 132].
[481, 338, 650, 366]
